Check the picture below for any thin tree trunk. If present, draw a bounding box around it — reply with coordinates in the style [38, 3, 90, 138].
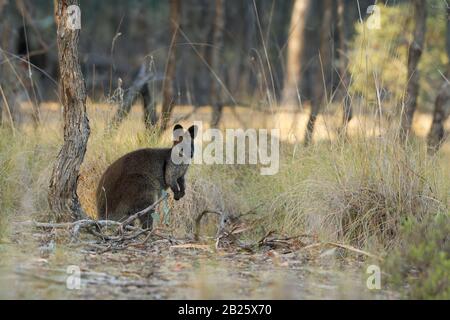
[427, 81, 450, 152]
[400, 0, 427, 141]
[304, 0, 333, 146]
[16, 0, 41, 127]
[337, 0, 353, 134]
[0, 0, 5, 15]
[281, 0, 312, 106]
[195, 0, 213, 106]
[0, 0, 7, 125]
[142, 83, 157, 129]
[240, 0, 256, 98]
[160, 0, 180, 132]
[109, 63, 154, 130]
[48, 0, 90, 222]
[210, 0, 225, 128]
[427, 6, 450, 153]
[0, 2, 20, 128]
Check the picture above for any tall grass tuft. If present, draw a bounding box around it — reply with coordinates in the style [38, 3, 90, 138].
[261, 134, 448, 251]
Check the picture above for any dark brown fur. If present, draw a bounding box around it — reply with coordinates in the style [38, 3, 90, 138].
[96, 124, 197, 228]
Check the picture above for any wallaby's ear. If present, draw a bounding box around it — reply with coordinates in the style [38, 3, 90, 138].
[173, 124, 184, 142]
[173, 124, 183, 132]
[188, 125, 198, 140]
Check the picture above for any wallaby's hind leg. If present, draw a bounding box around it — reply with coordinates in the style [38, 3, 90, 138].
[128, 192, 158, 230]
[126, 200, 153, 229]
[139, 210, 153, 230]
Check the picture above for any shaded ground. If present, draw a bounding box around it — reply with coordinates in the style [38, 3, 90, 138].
[0, 210, 398, 300]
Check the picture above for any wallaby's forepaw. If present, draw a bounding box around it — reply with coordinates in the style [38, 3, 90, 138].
[173, 190, 185, 200]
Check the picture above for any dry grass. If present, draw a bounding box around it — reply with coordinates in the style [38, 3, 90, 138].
[1, 101, 449, 252]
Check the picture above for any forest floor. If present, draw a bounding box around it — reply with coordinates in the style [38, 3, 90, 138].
[0, 210, 397, 299]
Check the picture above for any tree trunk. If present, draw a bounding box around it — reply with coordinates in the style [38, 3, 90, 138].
[427, 82, 450, 152]
[400, 0, 427, 140]
[304, 0, 333, 146]
[0, 2, 21, 129]
[142, 83, 157, 129]
[210, 0, 225, 128]
[48, 0, 90, 222]
[427, 5, 450, 153]
[337, 0, 354, 133]
[281, 0, 312, 106]
[160, 0, 181, 132]
[109, 63, 155, 130]
[0, 0, 7, 125]
[16, 0, 41, 127]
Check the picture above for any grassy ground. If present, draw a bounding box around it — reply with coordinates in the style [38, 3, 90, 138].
[0, 102, 449, 299]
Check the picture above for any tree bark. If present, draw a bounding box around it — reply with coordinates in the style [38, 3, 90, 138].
[304, 0, 333, 146]
[48, 0, 90, 222]
[427, 5, 450, 153]
[160, 0, 181, 132]
[400, 0, 427, 140]
[210, 0, 225, 128]
[281, 0, 312, 106]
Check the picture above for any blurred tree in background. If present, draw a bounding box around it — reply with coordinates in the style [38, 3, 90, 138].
[0, 0, 375, 106]
[0, 0, 448, 142]
[349, 1, 448, 113]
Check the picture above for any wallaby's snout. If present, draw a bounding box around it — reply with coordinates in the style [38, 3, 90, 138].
[96, 123, 198, 229]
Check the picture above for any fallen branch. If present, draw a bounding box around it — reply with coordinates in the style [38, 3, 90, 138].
[27, 193, 170, 254]
[325, 242, 383, 261]
[170, 243, 212, 251]
[31, 219, 123, 229]
[120, 193, 169, 228]
[298, 241, 382, 260]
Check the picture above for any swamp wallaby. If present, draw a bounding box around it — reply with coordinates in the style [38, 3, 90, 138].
[96, 124, 198, 229]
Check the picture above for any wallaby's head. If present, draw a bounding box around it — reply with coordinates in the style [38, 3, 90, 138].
[165, 124, 198, 191]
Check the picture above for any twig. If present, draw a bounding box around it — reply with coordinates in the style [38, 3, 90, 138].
[236, 203, 262, 219]
[325, 242, 383, 261]
[31, 219, 123, 229]
[120, 193, 169, 228]
[170, 243, 212, 251]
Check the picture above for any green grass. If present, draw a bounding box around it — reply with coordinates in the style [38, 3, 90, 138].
[386, 213, 450, 299]
[349, 1, 448, 111]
